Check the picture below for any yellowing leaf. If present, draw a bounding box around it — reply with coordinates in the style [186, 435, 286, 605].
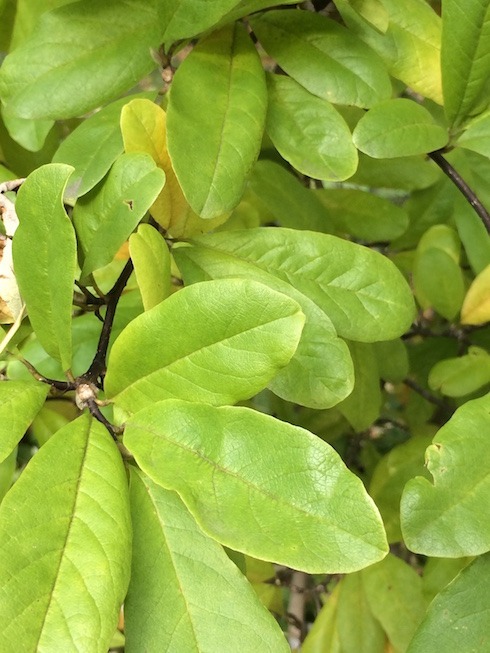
[120, 98, 188, 231]
[461, 262, 490, 325]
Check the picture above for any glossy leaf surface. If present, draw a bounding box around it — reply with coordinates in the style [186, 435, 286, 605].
[353, 99, 448, 158]
[251, 10, 391, 108]
[73, 152, 165, 281]
[0, 415, 131, 652]
[401, 393, 490, 556]
[12, 163, 76, 370]
[105, 278, 304, 414]
[125, 468, 289, 652]
[167, 23, 267, 219]
[0, 380, 48, 463]
[124, 400, 388, 573]
[265, 73, 358, 181]
[0, 0, 162, 119]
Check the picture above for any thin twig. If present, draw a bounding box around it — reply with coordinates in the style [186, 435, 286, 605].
[82, 258, 134, 386]
[403, 377, 449, 409]
[19, 357, 75, 392]
[428, 150, 490, 233]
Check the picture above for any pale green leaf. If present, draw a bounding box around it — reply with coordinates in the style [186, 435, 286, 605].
[265, 73, 358, 181]
[302, 584, 341, 653]
[250, 10, 391, 108]
[0, 448, 16, 504]
[161, 0, 245, 46]
[353, 99, 448, 158]
[401, 393, 490, 556]
[413, 247, 465, 320]
[457, 111, 490, 159]
[105, 278, 304, 414]
[73, 152, 165, 281]
[314, 187, 409, 242]
[9, 0, 76, 50]
[52, 93, 156, 201]
[350, 152, 440, 190]
[336, 573, 385, 653]
[429, 347, 490, 397]
[12, 163, 76, 370]
[408, 554, 490, 653]
[362, 554, 427, 653]
[422, 557, 472, 604]
[125, 468, 289, 652]
[0, 0, 162, 119]
[1, 110, 54, 152]
[129, 224, 171, 311]
[124, 400, 388, 573]
[0, 380, 48, 463]
[167, 23, 267, 219]
[175, 228, 416, 342]
[442, 0, 490, 128]
[0, 415, 131, 652]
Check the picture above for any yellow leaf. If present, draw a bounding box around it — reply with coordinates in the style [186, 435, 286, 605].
[461, 262, 490, 325]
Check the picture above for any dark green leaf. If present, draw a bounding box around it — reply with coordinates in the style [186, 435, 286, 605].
[124, 400, 388, 572]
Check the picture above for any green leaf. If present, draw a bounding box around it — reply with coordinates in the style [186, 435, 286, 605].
[457, 111, 490, 159]
[401, 393, 490, 556]
[0, 380, 49, 463]
[8, 0, 76, 51]
[369, 435, 433, 543]
[442, 0, 490, 128]
[302, 584, 341, 653]
[125, 468, 289, 652]
[12, 163, 76, 370]
[338, 342, 382, 432]
[124, 400, 388, 573]
[105, 278, 304, 414]
[408, 554, 490, 653]
[362, 554, 427, 653]
[336, 573, 385, 653]
[429, 347, 490, 397]
[413, 248, 465, 321]
[353, 99, 448, 158]
[250, 10, 391, 108]
[350, 152, 440, 190]
[1, 110, 54, 152]
[373, 338, 409, 383]
[314, 187, 409, 242]
[0, 415, 131, 651]
[461, 262, 490, 325]
[265, 73, 358, 181]
[422, 557, 472, 604]
[248, 160, 334, 232]
[175, 228, 416, 342]
[0, 0, 162, 119]
[73, 152, 165, 281]
[0, 448, 16, 504]
[167, 23, 267, 219]
[52, 93, 155, 201]
[129, 224, 171, 311]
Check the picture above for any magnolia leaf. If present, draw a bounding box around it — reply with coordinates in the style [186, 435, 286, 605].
[336, 573, 385, 653]
[160, 0, 245, 46]
[124, 400, 388, 573]
[457, 111, 490, 159]
[301, 584, 341, 652]
[73, 152, 165, 281]
[0, 0, 162, 119]
[0, 415, 131, 651]
[265, 73, 358, 181]
[401, 393, 490, 556]
[353, 99, 448, 158]
[0, 380, 49, 463]
[429, 347, 490, 397]
[167, 23, 267, 219]
[125, 468, 289, 652]
[129, 224, 171, 310]
[413, 248, 465, 320]
[175, 228, 415, 342]
[1, 111, 54, 153]
[12, 163, 76, 370]
[105, 278, 304, 415]
[442, 0, 490, 128]
[250, 10, 391, 108]
[408, 554, 490, 653]
[52, 93, 156, 201]
[461, 262, 490, 325]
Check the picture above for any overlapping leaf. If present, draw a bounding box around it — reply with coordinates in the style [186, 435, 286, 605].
[0, 415, 131, 652]
[73, 152, 165, 281]
[167, 23, 267, 219]
[0, 0, 162, 120]
[125, 468, 289, 652]
[250, 10, 391, 108]
[429, 347, 490, 397]
[129, 224, 171, 311]
[124, 400, 388, 573]
[12, 163, 76, 370]
[265, 73, 358, 181]
[0, 380, 48, 463]
[442, 0, 490, 128]
[105, 278, 304, 414]
[401, 393, 490, 556]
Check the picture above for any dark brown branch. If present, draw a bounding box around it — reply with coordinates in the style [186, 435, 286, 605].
[82, 258, 134, 386]
[429, 149, 490, 233]
[403, 377, 449, 409]
[20, 357, 75, 392]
